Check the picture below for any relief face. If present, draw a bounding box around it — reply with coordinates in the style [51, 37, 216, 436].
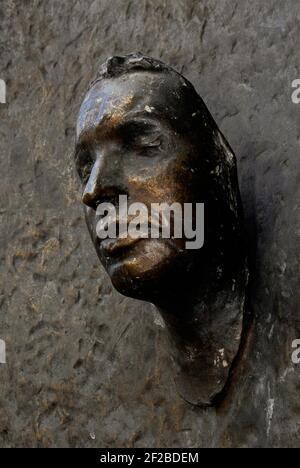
[75, 54, 248, 406]
[75, 71, 213, 304]
[75, 54, 245, 310]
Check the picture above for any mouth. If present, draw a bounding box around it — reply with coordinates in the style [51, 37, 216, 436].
[92, 203, 182, 259]
[94, 209, 164, 257]
[98, 235, 141, 255]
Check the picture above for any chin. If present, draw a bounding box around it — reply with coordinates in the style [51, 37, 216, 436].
[106, 256, 187, 305]
[95, 238, 188, 301]
[106, 257, 161, 298]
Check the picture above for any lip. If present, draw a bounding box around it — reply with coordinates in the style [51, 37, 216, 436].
[98, 236, 141, 255]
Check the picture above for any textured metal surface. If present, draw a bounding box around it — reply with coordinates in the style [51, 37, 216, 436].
[0, 0, 299, 447]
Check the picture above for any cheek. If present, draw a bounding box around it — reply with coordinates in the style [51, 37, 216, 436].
[128, 171, 192, 205]
[126, 146, 195, 198]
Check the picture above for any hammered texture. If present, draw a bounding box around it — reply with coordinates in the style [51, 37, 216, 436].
[0, 0, 299, 447]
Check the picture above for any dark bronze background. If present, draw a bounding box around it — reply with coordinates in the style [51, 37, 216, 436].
[0, 0, 299, 447]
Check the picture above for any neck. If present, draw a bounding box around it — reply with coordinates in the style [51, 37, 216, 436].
[156, 268, 249, 407]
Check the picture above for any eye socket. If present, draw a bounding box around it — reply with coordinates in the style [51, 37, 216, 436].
[125, 139, 162, 159]
[124, 131, 162, 155]
[134, 135, 162, 149]
[133, 136, 162, 158]
[75, 147, 94, 184]
[120, 121, 163, 156]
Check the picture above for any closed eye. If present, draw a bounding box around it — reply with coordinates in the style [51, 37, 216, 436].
[75, 147, 95, 183]
[134, 135, 162, 148]
[120, 121, 163, 154]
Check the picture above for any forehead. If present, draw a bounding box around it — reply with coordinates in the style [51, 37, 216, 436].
[76, 71, 187, 140]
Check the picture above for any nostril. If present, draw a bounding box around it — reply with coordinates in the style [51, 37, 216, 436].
[82, 190, 97, 210]
[82, 184, 129, 211]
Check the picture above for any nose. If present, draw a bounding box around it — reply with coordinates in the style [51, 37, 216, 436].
[82, 151, 124, 210]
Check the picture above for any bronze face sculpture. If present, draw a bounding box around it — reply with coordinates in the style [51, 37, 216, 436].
[75, 53, 248, 406]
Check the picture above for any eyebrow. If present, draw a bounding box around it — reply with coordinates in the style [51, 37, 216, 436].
[117, 117, 162, 134]
[76, 113, 163, 149]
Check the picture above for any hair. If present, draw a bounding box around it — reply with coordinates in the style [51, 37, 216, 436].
[88, 52, 192, 91]
[87, 52, 216, 141]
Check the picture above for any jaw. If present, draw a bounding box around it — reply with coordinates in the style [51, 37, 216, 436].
[85, 210, 203, 304]
[100, 245, 194, 304]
